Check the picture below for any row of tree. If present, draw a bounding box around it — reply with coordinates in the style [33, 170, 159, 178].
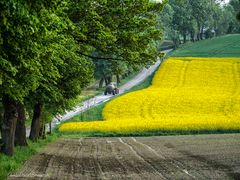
[76, 0, 240, 91]
[158, 0, 240, 47]
[0, 0, 165, 156]
[93, 57, 143, 88]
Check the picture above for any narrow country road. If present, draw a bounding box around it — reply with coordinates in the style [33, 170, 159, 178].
[9, 134, 240, 179]
[55, 58, 161, 122]
[39, 49, 172, 134]
[25, 53, 166, 136]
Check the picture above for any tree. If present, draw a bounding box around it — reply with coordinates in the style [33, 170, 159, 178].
[0, 0, 81, 155]
[158, 0, 239, 44]
[67, 0, 166, 91]
[189, 0, 213, 40]
[94, 60, 114, 87]
[27, 6, 94, 141]
[0, 0, 165, 155]
[93, 51, 133, 88]
[28, 40, 93, 141]
[171, 0, 194, 43]
[237, 0, 240, 21]
[157, 4, 176, 42]
[0, 0, 47, 155]
[229, 0, 240, 30]
[0, 103, 3, 140]
[68, 0, 166, 66]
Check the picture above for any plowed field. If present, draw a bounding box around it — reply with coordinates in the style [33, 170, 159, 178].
[9, 134, 240, 179]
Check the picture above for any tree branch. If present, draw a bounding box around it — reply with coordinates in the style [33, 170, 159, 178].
[78, 52, 123, 61]
[78, 51, 141, 64]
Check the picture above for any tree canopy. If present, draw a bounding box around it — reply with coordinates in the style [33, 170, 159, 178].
[0, 0, 165, 155]
[158, 0, 240, 47]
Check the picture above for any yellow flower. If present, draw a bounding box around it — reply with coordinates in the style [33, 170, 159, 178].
[59, 57, 240, 133]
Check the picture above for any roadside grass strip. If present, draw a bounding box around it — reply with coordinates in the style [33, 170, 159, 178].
[59, 57, 240, 133]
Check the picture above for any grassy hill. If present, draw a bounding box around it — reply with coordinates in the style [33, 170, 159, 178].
[169, 34, 240, 57]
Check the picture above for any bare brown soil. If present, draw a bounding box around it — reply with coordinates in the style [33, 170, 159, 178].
[9, 134, 240, 179]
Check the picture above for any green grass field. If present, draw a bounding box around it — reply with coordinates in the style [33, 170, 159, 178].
[168, 34, 240, 57]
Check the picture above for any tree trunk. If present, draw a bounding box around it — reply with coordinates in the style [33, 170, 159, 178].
[107, 76, 112, 84]
[103, 74, 108, 86]
[200, 26, 204, 40]
[116, 74, 120, 85]
[190, 31, 195, 42]
[183, 33, 187, 44]
[15, 103, 28, 146]
[197, 32, 200, 41]
[1, 95, 18, 156]
[0, 107, 3, 140]
[196, 22, 201, 41]
[39, 119, 43, 137]
[39, 119, 46, 139]
[48, 122, 52, 134]
[173, 39, 177, 50]
[43, 124, 46, 138]
[99, 77, 104, 88]
[29, 103, 43, 142]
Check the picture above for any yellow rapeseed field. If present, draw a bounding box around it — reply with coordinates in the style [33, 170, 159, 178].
[60, 57, 240, 133]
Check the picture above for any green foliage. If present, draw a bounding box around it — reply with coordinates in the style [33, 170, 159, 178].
[237, 12, 240, 21]
[28, 35, 94, 116]
[0, 0, 95, 124]
[0, 0, 165, 110]
[93, 53, 141, 88]
[158, 0, 240, 45]
[68, 0, 165, 66]
[0, 1, 43, 102]
[0, 0, 165, 155]
[230, 0, 240, 14]
[189, 0, 212, 26]
[67, 0, 166, 90]
[230, 0, 240, 26]
[0, 0, 96, 155]
[0, 103, 3, 136]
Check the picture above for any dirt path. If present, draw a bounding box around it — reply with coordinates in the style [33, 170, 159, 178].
[9, 134, 240, 179]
